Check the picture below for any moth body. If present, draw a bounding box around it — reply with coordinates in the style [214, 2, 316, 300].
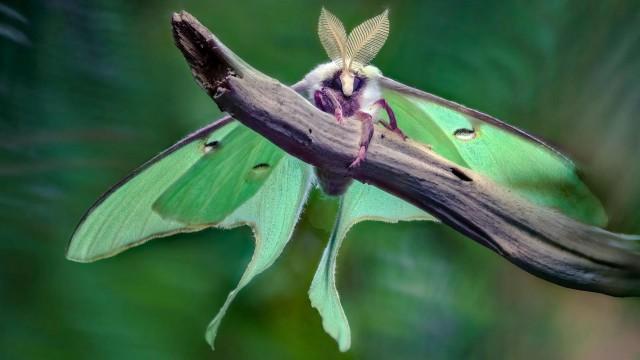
[303, 62, 390, 195]
[304, 8, 404, 194]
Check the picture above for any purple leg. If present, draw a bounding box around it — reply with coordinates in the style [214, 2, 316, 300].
[375, 99, 407, 140]
[313, 90, 328, 112]
[349, 111, 374, 168]
[314, 88, 344, 123]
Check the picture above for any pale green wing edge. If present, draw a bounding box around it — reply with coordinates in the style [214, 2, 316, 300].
[67, 115, 315, 350]
[67, 116, 236, 263]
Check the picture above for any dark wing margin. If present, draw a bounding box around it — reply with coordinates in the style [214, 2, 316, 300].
[66, 115, 234, 255]
[379, 76, 572, 163]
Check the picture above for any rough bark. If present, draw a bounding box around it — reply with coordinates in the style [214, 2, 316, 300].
[171, 11, 640, 296]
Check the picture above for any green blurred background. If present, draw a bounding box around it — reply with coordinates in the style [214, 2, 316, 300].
[2, 0, 640, 359]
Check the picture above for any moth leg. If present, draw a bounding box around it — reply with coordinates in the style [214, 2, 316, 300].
[313, 90, 329, 112]
[315, 88, 344, 124]
[349, 111, 374, 169]
[375, 99, 407, 140]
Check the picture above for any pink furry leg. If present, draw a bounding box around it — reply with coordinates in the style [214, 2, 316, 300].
[349, 111, 374, 169]
[375, 99, 407, 140]
[314, 88, 344, 124]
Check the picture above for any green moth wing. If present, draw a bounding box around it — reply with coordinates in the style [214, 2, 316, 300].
[309, 182, 437, 351]
[152, 124, 286, 224]
[206, 155, 313, 349]
[380, 77, 607, 226]
[67, 116, 237, 262]
[309, 75, 611, 350]
[67, 116, 313, 349]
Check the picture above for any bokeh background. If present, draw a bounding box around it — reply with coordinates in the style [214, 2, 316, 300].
[2, 0, 640, 359]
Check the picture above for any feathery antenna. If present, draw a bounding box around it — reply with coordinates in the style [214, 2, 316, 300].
[317, 8, 389, 73]
[318, 8, 348, 68]
[345, 9, 389, 71]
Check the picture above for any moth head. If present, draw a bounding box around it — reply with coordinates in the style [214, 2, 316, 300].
[339, 71, 356, 96]
[321, 67, 366, 96]
[318, 7, 389, 97]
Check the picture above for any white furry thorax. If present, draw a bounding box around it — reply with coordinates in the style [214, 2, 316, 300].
[302, 62, 383, 116]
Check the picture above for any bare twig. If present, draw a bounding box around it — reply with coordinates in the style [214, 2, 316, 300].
[171, 11, 640, 296]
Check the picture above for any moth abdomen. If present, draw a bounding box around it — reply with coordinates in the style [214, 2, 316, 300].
[314, 166, 353, 196]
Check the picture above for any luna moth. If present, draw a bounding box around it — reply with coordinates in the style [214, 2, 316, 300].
[67, 8, 607, 352]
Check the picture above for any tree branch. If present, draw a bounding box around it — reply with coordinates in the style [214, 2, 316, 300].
[171, 11, 640, 296]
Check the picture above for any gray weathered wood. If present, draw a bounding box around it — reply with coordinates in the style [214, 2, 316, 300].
[171, 11, 640, 296]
